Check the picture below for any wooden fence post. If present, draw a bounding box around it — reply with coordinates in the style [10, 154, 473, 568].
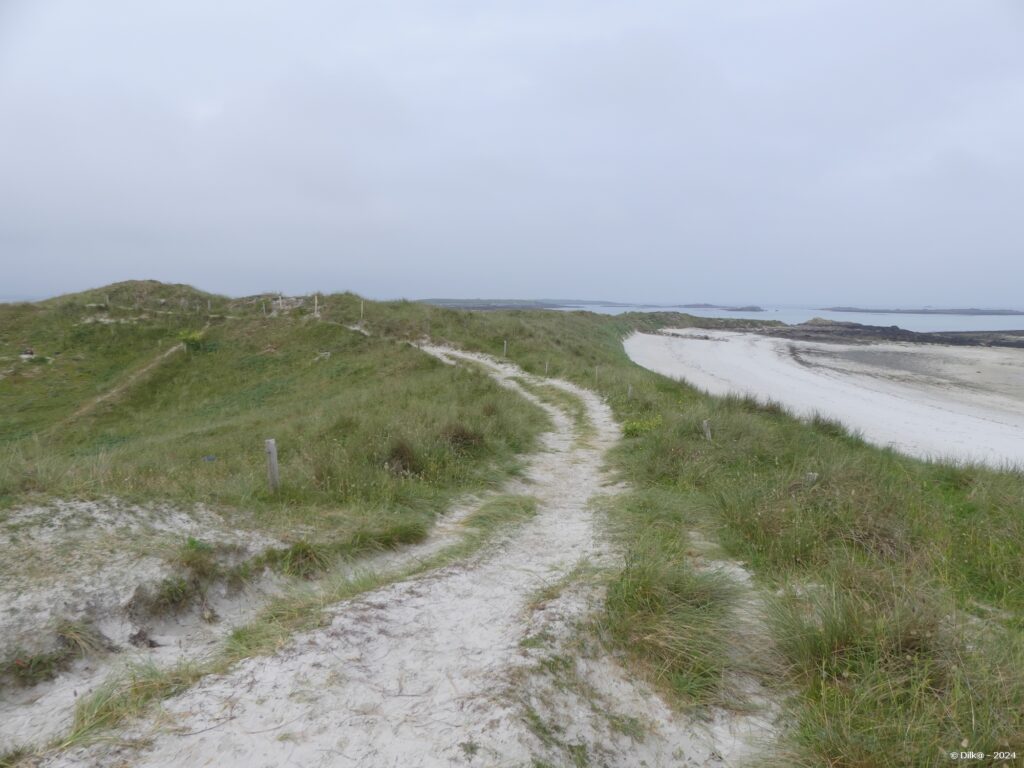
[627, 383, 633, 399]
[544, 359, 549, 376]
[701, 420, 713, 441]
[503, 339, 508, 357]
[265, 439, 280, 492]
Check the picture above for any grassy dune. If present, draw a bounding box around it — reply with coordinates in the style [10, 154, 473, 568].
[356, 298, 1024, 766]
[3, 283, 1022, 764]
[0, 283, 547, 564]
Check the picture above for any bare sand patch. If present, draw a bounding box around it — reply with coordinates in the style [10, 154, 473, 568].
[0, 500, 285, 749]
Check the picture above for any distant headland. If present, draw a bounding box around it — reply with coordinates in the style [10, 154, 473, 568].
[420, 299, 765, 312]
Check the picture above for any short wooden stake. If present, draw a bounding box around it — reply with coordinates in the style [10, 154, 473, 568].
[360, 300, 364, 322]
[265, 438, 280, 492]
[544, 359, 549, 376]
[314, 294, 319, 316]
[627, 383, 633, 399]
[701, 419, 713, 441]
[503, 339, 508, 357]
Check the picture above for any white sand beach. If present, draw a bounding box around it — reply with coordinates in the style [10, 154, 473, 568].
[625, 329, 1024, 468]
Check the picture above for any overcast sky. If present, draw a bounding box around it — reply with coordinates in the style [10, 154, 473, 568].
[1, 1, 1022, 305]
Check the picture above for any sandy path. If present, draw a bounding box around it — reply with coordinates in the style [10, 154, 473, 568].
[0, 491, 497, 752]
[66, 341, 184, 422]
[42, 347, 767, 768]
[625, 330, 1024, 468]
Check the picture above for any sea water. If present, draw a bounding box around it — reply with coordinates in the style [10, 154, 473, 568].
[558, 304, 1024, 333]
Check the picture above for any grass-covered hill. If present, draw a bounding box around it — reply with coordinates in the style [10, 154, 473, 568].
[2, 280, 1022, 765]
[0, 282, 548, 550]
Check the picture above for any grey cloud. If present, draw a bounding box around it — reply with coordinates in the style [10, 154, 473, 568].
[1, 0, 1022, 304]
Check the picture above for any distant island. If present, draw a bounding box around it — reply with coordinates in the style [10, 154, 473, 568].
[419, 298, 569, 310]
[680, 304, 765, 312]
[420, 299, 766, 312]
[824, 307, 1024, 316]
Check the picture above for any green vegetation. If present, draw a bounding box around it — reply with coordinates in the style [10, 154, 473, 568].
[354, 297, 1024, 766]
[461, 494, 538, 537]
[0, 750, 29, 768]
[603, 526, 738, 704]
[171, 536, 221, 581]
[515, 378, 594, 441]
[55, 493, 542, 751]
[2, 620, 111, 687]
[3, 282, 1022, 764]
[62, 660, 204, 747]
[4, 647, 74, 687]
[0, 283, 547, 588]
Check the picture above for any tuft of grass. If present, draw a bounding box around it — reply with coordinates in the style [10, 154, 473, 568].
[461, 494, 538, 536]
[255, 516, 431, 581]
[267, 540, 332, 579]
[4, 647, 71, 687]
[63, 661, 203, 747]
[55, 619, 113, 658]
[602, 533, 738, 704]
[133, 576, 196, 616]
[221, 587, 328, 661]
[3, 620, 112, 687]
[171, 537, 220, 581]
[0, 749, 29, 768]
